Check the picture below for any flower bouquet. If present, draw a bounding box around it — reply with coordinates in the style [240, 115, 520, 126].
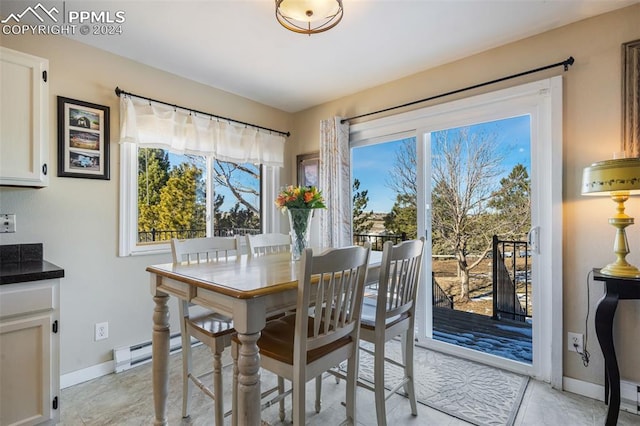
[275, 185, 326, 260]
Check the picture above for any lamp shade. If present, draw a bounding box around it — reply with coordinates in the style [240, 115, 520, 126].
[582, 157, 640, 196]
[582, 156, 640, 277]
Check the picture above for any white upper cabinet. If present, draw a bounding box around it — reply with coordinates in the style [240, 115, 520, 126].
[0, 47, 49, 187]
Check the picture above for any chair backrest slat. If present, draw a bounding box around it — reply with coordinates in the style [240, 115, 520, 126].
[171, 236, 239, 264]
[377, 238, 425, 325]
[301, 245, 370, 353]
[246, 233, 291, 257]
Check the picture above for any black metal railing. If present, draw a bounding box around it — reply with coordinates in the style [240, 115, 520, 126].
[138, 227, 260, 242]
[492, 235, 530, 321]
[353, 232, 407, 251]
[432, 272, 454, 309]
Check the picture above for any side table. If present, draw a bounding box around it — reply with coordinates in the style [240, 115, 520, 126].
[592, 269, 640, 426]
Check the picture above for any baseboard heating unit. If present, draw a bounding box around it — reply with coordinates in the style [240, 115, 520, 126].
[114, 333, 191, 373]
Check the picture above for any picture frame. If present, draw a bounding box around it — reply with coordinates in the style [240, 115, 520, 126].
[297, 152, 319, 187]
[57, 96, 110, 179]
[622, 39, 640, 157]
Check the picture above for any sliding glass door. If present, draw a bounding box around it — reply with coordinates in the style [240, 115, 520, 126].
[350, 77, 563, 384]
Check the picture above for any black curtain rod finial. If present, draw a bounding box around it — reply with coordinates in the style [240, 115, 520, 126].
[564, 56, 575, 71]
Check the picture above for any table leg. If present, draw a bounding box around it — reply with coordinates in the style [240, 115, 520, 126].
[236, 331, 262, 426]
[152, 293, 170, 426]
[595, 290, 620, 426]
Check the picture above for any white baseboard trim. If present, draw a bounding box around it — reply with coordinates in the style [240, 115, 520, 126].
[61, 334, 186, 389]
[60, 360, 114, 389]
[563, 376, 604, 401]
[563, 376, 639, 415]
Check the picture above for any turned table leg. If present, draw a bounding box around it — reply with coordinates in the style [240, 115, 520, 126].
[152, 293, 170, 426]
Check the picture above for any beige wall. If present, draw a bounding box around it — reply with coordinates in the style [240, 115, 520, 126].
[1, 4, 639, 392]
[0, 33, 292, 375]
[292, 4, 640, 388]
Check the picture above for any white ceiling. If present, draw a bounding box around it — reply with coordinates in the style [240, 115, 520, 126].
[46, 1, 640, 112]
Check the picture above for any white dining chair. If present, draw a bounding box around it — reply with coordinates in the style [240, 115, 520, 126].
[232, 244, 371, 425]
[325, 238, 425, 426]
[246, 232, 291, 257]
[171, 236, 240, 425]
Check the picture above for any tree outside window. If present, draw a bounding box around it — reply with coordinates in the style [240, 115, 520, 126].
[137, 148, 261, 243]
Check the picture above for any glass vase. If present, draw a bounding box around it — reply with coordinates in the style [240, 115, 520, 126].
[288, 208, 313, 261]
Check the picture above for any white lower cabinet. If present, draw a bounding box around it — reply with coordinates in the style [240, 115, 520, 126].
[0, 279, 60, 426]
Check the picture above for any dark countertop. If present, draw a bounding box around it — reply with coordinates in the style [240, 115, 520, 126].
[0, 243, 64, 285]
[0, 260, 65, 284]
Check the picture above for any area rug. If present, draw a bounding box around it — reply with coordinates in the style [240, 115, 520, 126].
[353, 340, 529, 426]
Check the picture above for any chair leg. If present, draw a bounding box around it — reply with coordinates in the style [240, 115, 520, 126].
[345, 351, 358, 425]
[403, 331, 418, 416]
[179, 304, 192, 418]
[231, 341, 238, 426]
[373, 343, 387, 426]
[315, 375, 322, 413]
[213, 348, 224, 426]
[278, 376, 286, 421]
[292, 371, 306, 426]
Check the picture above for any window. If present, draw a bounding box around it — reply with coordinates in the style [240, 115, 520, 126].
[120, 144, 270, 256]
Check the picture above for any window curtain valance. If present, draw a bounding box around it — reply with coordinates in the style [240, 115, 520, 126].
[119, 96, 285, 167]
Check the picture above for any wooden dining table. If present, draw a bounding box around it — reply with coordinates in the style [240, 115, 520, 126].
[146, 249, 381, 426]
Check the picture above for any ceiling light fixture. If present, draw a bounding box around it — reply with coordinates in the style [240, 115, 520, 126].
[275, 0, 343, 35]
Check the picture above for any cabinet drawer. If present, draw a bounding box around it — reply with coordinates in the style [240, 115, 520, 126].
[0, 281, 56, 319]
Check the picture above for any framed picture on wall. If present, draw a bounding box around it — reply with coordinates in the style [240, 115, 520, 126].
[57, 96, 110, 180]
[297, 152, 319, 187]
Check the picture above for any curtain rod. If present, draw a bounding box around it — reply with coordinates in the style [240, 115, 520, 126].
[114, 87, 290, 137]
[341, 56, 575, 124]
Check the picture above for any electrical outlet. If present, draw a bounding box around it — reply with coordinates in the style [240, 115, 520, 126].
[0, 214, 16, 233]
[95, 322, 109, 341]
[568, 332, 583, 353]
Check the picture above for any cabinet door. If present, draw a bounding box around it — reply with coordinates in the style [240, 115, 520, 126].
[0, 314, 53, 426]
[0, 47, 49, 187]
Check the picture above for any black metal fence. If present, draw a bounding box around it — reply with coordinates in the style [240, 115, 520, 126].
[353, 232, 407, 251]
[432, 273, 454, 309]
[492, 235, 530, 321]
[138, 227, 260, 243]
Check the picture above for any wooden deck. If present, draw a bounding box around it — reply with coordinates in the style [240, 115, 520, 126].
[432, 306, 532, 363]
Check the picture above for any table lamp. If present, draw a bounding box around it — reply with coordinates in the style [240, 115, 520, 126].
[582, 157, 640, 277]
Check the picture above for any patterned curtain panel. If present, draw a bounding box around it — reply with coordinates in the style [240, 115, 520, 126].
[319, 117, 351, 248]
[118, 96, 285, 167]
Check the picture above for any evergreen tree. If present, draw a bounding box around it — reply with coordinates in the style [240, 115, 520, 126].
[352, 179, 374, 235]
[487, 163, 531, 240]
[384, 193, 417, 239]
[384, 139, 417, 238]
[137, 148, 170, 235]
[157, 163, 206, 238]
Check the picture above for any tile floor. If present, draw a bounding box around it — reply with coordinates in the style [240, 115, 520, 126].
[59, 345, 639, 425]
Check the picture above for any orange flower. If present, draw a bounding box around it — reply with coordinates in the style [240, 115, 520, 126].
[303, 192, 314, 202]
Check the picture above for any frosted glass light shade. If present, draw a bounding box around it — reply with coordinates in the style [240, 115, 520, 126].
[276, 0, 343, 35]
[278, 0, 340, 22]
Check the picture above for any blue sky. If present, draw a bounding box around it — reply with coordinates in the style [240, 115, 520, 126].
[351, 115, 531, 213]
